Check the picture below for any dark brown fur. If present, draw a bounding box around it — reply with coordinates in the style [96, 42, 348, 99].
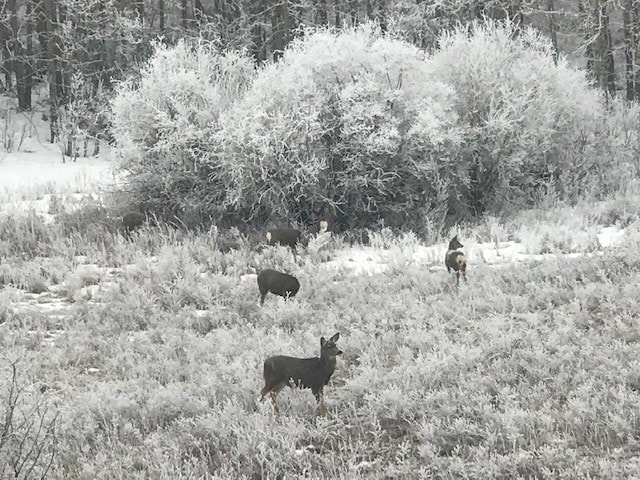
[266, 228, 303, 252]
[260, 333, 342, 416]
[122, 211, 146, 232]
[445, 235, 467, 285]
[257, 269, 300, 305]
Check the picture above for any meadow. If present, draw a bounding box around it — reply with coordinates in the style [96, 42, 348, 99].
[1, 171, 640, 479]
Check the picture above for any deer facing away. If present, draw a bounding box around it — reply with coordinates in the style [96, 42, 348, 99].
[445, 235, 467, 285]
[259, 333, 342, 416]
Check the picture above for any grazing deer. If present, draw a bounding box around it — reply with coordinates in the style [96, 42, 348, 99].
[257, 269, 300, 305]
[445, 235, 467, 285]
[260, 333, 342, 416]
[122, 211, 146, 233]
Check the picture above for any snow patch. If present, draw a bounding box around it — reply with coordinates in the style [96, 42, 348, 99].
[321, 226, 626, 276]
[597, 225, 625, 248]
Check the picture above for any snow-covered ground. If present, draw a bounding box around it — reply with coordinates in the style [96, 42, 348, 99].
[0, 145, 113, 191]
[320, 224, 626, 276]
[0, 130, 115, 219]
[0, 110, 115, 194]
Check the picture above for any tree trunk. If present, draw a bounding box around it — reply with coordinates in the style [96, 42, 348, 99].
[578, 1, 591, 74]
[347, 0, 357, 25]
[194, 0, 205, 28]
[10, 0, 29, 111]
[24, 0, 34, 110]
[583, 0, 616, 97]
[34, 0, 48, 58]
[8, 0, 18, 93]
[0, 0, 10, 90]
[159, 0, 165, 33]
[316, 0, 328, 25]
[249, 2, 267, 63]
[547, 0, 559, 66]
[136, 0, 144, 24]
[623, 0, 635, 100]
[600, 2, 616, 97]
[378, 0, 386, 32]
[181, 0, 188, 31]
[634, 1, 640, 100]
[271, 0, 292, 61]
[45, 0, 59, 143]
[509, 0, 524, 30]
[271, 2, 284, 61]
[56, 0, 68, 101]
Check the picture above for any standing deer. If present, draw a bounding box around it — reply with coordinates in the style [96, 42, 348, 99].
[257, 269, 300, 305]
[122, 211, 146, 233]
[266, 228, 303, 252]
[259, 333, 342, 416]
[445, 235, 467, 285]
[265, 220, 331, 253]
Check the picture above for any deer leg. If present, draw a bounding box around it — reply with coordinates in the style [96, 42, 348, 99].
[260, 381, 286, 414]
[266, 392, 279, 415]
[313, 388, 326, 416]
[270, 382, 287, 415]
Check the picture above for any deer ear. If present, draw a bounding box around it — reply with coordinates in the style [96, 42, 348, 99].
[330, 332, 340, 342]
[320, 337, 326, 347]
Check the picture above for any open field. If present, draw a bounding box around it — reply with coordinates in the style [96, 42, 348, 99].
[2, 8, 640, 478]
[1, 165, 640, 478]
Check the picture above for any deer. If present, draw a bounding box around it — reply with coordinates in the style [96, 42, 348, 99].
[259, 333, 342, 416]
[266, 228, 303, 253]
[122, 211, 146, 233]
[309, 219, 329, 235]
[257, 269, 300, 305]
[445, 235, 467, 285]
[265, 219, 331, 253]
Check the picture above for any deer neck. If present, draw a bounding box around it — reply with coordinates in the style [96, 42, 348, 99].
[319, 354, 337, 373]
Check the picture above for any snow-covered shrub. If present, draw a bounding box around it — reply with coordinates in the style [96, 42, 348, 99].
[428, 19, 609, 217]
[111, 39, 255, 224]
[215, 23, 461, 230]
[111, 21, 627, 232]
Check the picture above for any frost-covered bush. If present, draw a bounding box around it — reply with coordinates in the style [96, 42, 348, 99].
[215, 23, 461, 230]
[428, 20, 610, 216]
[111, 21, 628, 232]
[111, 39, 255, 224]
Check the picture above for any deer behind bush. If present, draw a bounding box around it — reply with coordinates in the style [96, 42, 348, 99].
[122, 211, 146, 233]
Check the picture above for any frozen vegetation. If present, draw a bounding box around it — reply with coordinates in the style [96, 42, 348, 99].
[2, 20, 640, 480]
